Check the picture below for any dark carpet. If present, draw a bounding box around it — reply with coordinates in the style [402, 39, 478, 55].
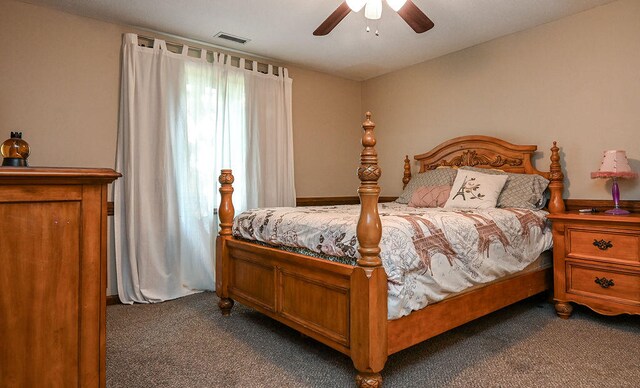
[107, 292, 639, 387]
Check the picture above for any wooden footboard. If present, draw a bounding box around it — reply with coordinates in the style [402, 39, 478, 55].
[222, 238, 354, 353]
[216, 115, 565, 388]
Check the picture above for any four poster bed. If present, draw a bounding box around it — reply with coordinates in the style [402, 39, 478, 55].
[215, 113, 565, 387]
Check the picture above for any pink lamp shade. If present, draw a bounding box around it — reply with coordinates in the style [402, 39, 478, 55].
[591, 150, 637, 215]
[590, 150, 637, 179]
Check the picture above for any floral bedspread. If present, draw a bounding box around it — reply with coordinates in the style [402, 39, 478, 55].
[232, 203, 553, 320]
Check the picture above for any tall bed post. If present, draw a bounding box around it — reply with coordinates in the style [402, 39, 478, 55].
[351, 112, 388, 388]
[547, 141, 565, 214]
[216, 169, 235, 315]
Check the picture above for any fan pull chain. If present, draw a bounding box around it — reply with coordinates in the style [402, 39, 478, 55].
[365, 20, 380, 36]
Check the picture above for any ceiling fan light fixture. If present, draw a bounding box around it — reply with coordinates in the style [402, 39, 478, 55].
[313, 0, 433, 36]
[386, 0, 407, 12]
[364, 0, 382, 20]
[346, 0, 367, 12]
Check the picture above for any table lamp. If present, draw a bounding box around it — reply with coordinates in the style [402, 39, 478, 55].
[591, 150, 637, 215]
[1, 132, 30, 167]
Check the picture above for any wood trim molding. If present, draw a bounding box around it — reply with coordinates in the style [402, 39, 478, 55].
[296, 196, 398, 207]
[106, 295, 121, 305]
[295, 198, 639, 212]
[110, 198, 638, 213]
[564, 199, 640, 213]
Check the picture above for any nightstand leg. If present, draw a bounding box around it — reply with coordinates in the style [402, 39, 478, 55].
[554, 301, 573, 319]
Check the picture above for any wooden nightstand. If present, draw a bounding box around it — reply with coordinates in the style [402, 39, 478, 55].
[548, 211, 640, 318]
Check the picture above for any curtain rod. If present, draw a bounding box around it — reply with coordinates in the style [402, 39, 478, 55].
[135, 33, 284, 75]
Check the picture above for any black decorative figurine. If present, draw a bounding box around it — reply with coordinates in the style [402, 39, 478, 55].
[1, 132, 30, 167]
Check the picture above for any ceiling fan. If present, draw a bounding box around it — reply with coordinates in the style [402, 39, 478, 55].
[313, 0, 434, 36]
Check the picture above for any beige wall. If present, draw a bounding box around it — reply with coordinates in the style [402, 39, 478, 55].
[0, 0, 362, 196]
[362, 0, 640, 200]
[0, 0, 122, 169]
[288, 65, 363, 197]
[0, 0, 363, 295]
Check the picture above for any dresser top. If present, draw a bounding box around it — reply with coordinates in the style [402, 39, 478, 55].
[548, 210, 640, 224]
[0, 167, 121, 184]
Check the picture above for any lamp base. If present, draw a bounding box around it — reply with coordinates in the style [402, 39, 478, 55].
[1, 158, 28, 167]
[605, 208, 630, 215]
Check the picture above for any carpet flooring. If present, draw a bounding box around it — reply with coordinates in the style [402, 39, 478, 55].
[106, 292, 639, 387]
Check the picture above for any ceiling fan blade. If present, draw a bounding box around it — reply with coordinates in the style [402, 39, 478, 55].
[313, 2, 351, 36]
[397, 0, 434, 33]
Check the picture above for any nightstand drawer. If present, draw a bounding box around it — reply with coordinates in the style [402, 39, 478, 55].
[568, 229, 640, 263]
[567, 263, 640, 305]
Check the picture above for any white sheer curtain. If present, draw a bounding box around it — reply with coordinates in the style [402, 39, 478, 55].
[114, 33, 295, 304]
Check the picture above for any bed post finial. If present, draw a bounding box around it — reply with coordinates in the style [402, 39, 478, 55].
[402, 155, 412, 189]
[357, 113, 382, 268]
[547, 141, 565, 214]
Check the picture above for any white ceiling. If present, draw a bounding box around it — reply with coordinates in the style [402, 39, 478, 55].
[22, 0, 617, 80]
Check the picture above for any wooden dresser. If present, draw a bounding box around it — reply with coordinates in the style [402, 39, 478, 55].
[548, 211, 640, 318]
[0, 167, 120, 387]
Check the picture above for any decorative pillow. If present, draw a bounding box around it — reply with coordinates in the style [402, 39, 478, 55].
[408, 185, 451, 208]
[459, 166, 550, 209]
[396, 168, 458, 204]
[444, 169, 508, 209]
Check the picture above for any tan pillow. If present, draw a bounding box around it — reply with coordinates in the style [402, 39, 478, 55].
[444, 169, 508, 209]
[408, 185, 451, 208]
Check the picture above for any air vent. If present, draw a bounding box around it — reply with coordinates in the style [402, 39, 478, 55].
[214, 32, 250, 45]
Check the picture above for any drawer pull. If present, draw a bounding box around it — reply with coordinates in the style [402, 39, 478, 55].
[594, 277, 615, 289]
[592, 239, 613, 251]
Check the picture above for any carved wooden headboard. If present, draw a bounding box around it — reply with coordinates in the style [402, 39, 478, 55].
[402, 135, 565, 213]
[415, 135, 543, 174]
